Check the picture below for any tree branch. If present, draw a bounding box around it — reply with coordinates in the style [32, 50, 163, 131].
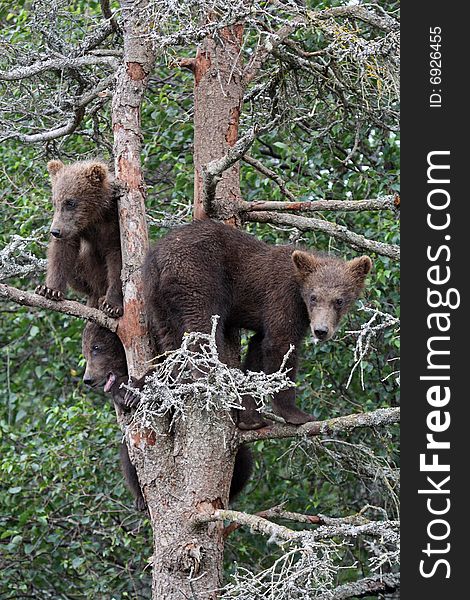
[201, 120, 280, 216]
[245, 211, 400, 260]
[242, 155, 296, 201]
[243, 21, 302, 85]
[0, 107, 86, 144]
[0, 71, 115, 144]
[0, 283, 117, 331]
[198, 507, 398, 543]
[239, 407, 400, 444]
[223, 503, 377, 538]
[315, 5, 400, 33]
[241, 195, 399, 213]
[196, 508, 299, 542]
[319, 573, 400, 600]
[0, 56, 118, 81]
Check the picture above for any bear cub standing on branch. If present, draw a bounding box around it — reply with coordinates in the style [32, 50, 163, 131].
[81, 322, 253, 508]
[36, 160, 123, 317]
[142, 220, 372, 430]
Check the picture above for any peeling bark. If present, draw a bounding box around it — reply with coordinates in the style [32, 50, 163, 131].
[111, 0, 154, 377]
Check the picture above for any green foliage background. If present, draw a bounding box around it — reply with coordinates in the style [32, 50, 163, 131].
[0, 1, 399, 598]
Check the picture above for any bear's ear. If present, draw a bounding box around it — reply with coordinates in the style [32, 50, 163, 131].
[83, 163, 109, 186]
[347, 256, 372, 280]
[292, 251, 320, 277]
[47, 160, 64, 178]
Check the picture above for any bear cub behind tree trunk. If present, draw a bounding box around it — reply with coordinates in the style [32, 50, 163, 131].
[36, 160, 123, 318]
[142, 220, 372, 430]
[81, 323, 253, 509]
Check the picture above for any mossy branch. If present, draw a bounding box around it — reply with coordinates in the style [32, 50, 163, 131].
[239, 406, 400, 443]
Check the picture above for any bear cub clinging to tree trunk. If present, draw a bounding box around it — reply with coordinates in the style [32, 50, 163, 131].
[36, 160, 123, 317]
[81, 322, 253, 509]
[143, 220, 372, 430]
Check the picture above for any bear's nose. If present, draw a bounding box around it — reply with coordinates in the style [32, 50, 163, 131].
[83, 375, 94, 387]
[314, 326, 329, 340]
[50, 229, 62, 238]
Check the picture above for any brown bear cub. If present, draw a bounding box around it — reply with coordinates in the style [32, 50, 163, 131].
[36, 160, 123, 317]
[81, 322, 253, 508]
[142, 220, 372, 430]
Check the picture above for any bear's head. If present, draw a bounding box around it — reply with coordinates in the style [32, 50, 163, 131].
[47, 160, 113, 240]
[82, 322, 127, 393]
[292, 251, 372, 343]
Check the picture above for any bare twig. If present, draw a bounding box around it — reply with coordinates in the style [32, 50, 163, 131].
[314, 5, 400, 33]
[242, 155, 296, 201]
[0, 108, 86, 144]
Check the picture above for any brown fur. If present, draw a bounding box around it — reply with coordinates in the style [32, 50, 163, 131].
[36, 160, 123, 317]
[142, 220, 372, 429]
[81, 322, 252, 506]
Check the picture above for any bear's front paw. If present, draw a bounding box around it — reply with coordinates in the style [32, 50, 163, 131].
[99, 299, 123, 318]
[35, 285, 64, 301]
[123, 388, 141, 409]
[135, 496, 148, 512]
[237, 412, 269, 431]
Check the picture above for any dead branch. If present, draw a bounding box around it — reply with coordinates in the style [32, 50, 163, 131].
[201, 119, 280, 215]
[315, 5, 400, 33]
[245, 211, 400, 260]
[241, 196, 399, 213]
[196, 508, 299, 542]
[0, 107, 86, 144]
[243, 21, 302, 85]
[0, 283, 117, 331]
[0, 55, 118, 81]
[242, 155, 296, 201]
[198, 507, 398, 544]
[318, 573, 400, 600]
[239, 406, 399, 444]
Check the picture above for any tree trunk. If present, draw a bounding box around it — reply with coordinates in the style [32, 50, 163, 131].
[112, 0, 154, 377]
[193, 24, 244, 222]
[112, 6, 245, 598]
[139, 410, 238, 599]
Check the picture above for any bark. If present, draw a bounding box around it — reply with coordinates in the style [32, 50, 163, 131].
[136, 408, 238, 599]
[192, 24, 244, 222]
[111, 0, 154, 377]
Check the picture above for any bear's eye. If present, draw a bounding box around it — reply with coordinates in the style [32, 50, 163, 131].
[92, 345, 101, 353]
[310, 294, 317, 305]
[64, 198, 77, 210]
[335, 298, 344, 308]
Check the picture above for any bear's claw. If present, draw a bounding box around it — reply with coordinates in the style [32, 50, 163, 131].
[35, 285, 64, 301]
[135, 496, 147, 512]
[100, 300, 123, 318]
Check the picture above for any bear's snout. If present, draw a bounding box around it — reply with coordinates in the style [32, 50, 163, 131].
[313, 325, 329, 341]
[83, 373, 94, 387]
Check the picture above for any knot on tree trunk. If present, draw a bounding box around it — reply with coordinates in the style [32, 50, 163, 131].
[174, 542, 203, 576]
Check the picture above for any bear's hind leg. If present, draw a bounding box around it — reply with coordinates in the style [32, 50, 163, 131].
[262, 337, 316, 426]
[238, 332, 269, 430]
[119, 443, 147, 511]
